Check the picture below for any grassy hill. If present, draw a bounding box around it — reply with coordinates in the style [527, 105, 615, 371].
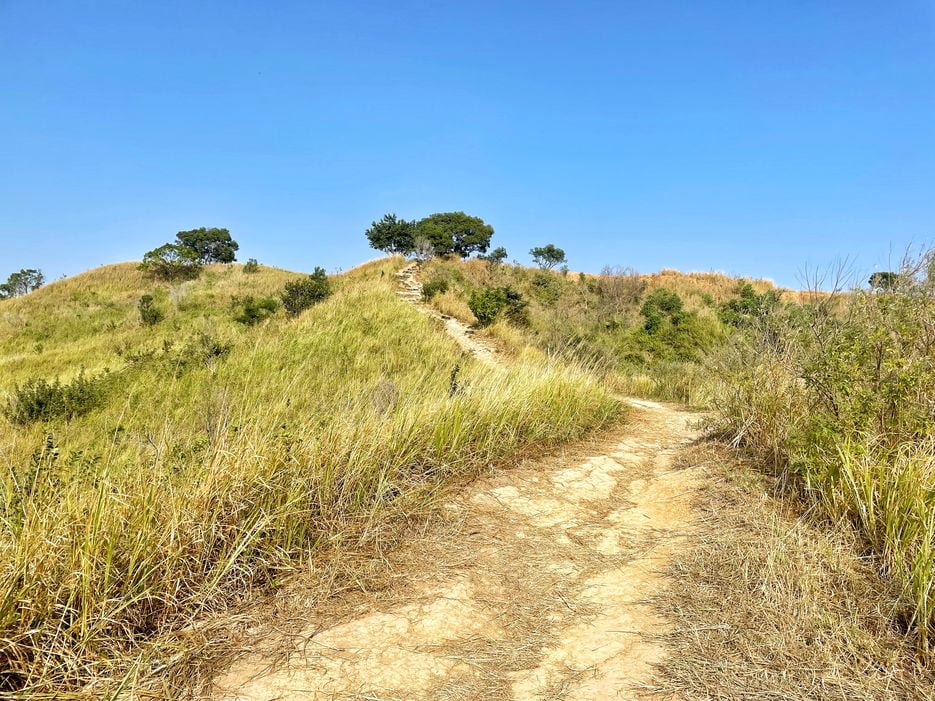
[417, 257, 791, 403]
[0, 258, 618, 694]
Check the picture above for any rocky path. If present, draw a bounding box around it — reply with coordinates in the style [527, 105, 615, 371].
[395, 262, 501, 368]
[209, 266, 703, 700]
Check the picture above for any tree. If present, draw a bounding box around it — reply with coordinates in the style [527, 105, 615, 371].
[365, 214, 416, 255]
[139, 243, 203, 281]
[0, 269, 44, 298]
[530, 244, 566, 270]
[415, 212, 493, 258]
[281, 267, 331, 316]
[175, 227, 239, 263]
[479, 246, 508, 267]
[869, 271, 900, 291]
[243, 258, 260, 274]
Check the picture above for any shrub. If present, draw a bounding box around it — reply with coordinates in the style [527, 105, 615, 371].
[138, 294, 164, 326]
[281, 267, 331, 316]
[469, 288, 505, 326]
[710, 249, 935, 646]
[718, 281, 781, 328]
[421, 278, 449, 301]
[243, 258, 260, 274]
[468, 286, 529, 327]
[530, 272, 563, 306]
[233, 295, 278, 325]
[4, 370, 110, 425]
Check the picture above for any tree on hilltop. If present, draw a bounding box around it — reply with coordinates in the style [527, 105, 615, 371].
[0, 269, 45, 298]
[139, 243, 203, 281]
[365, 214, 416, 254]
[530, 244, 566, 270]
[175, 227, 239, 263]
[415, 212, 494, 258]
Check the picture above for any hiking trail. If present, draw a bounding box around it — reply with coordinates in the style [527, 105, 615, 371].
[209, 264, 703, 700]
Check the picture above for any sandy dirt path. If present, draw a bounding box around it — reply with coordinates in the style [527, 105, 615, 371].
[209, 266, 702, 700]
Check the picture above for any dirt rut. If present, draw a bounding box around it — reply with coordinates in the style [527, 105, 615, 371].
[209, 267, 702, 700]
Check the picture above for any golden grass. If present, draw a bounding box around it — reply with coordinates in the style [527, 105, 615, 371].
[0, 258, 619, 695]
[429, 289, 476, 325]
[655, 441, 933, 699]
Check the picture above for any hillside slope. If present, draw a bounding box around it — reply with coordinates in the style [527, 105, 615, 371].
[0, 259, 618, 695]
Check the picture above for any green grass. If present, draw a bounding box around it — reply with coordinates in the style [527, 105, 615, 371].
[0, 258, 619, 695]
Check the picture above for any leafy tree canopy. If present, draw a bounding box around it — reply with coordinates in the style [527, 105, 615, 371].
[530, 244, 566, 270]
[415, 212, 493, 258]
[869, 271, 901, 291]
[365, 214, 416, 255]
[139, 243, 203, 281]
[0, 268, 44, 298]
[175, 227, 239, 263]
[480, 246, 508, 266]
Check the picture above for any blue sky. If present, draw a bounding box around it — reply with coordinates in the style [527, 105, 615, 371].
[2, 1, 933, 287]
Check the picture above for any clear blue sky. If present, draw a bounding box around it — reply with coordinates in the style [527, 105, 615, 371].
[2, 1, 933, 287]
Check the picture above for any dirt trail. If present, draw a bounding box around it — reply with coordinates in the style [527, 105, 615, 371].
[395, 262, 501, 368]
[210, 266, 703, 700]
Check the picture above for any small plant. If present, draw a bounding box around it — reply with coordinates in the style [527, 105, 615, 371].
[138, 294, 164, 326]
[281, 267, 331, 316]
[421, 278, 449, 301]
[233, 295, 278, 325]
[243, 258, 260, 274]
[4, 370, 110, 425]
[448, 364, 462, 396]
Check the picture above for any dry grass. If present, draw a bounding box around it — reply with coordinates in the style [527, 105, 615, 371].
[429, 289, 476, 325]
[0, 257, 619, 696]
[654, 441, 934, 699]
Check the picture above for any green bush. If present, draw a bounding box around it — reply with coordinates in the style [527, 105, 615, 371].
[243, 258, 260, 274]
[4, 370, 110, 425]
[718, 281, 781, 328]
[421, 278, 449, 301]
[530, 272, 563, 306]
[138, 294, 164, 326]
[281, 267, 331, 316]
[233, 295, 278, 325]
[468, 286, 529, 327]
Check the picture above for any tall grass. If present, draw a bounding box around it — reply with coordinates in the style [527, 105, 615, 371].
[709, 249, 935, 650]
[0, 259, 619, 694]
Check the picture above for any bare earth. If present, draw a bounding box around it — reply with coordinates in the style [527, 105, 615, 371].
[209, 266, 702, 700]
